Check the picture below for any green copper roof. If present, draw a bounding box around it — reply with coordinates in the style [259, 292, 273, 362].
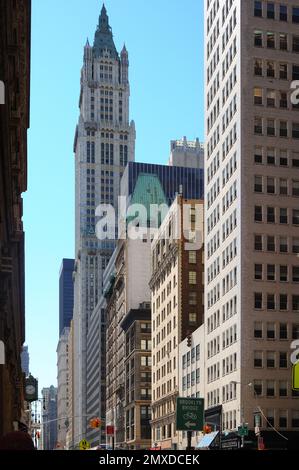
[127, 173, 168, 227]
[93, 4, 118, 59]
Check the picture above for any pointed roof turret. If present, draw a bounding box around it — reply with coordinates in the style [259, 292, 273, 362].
[93, 4, 118, 59]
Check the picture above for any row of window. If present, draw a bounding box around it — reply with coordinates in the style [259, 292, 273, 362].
[254, 264, 299, 283]
[254, 30, 299, 53]
[254, 147, 299, 167]
[182, 345, 200, 369]
[254, 117, 299, 138]
[254, 233, 299, 253]
[254, 321, 299, 340]
[254, 380, 299, 401]
[254, 206, 299, 226]
[253, 87, 299, 110]
[254, 60, 299, 81]
[254, 350, 289, 369]
[182, 369, 201, 390]
[254, 1, 299, 23]
[254, 292, 299, 311]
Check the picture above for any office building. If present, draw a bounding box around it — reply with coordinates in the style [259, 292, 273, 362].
[42, 386, 57, 450]
[72, 4, 135, 443]
[150, 196, 205, 449]
[59, 259, 75, 335]
[169, 137, 204, 169]
[204, 0, 299, 447]
[57, 327, 70, 449]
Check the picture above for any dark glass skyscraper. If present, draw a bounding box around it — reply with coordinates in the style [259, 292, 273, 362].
[59, 259, 75, 335]
[121, 162, 204, 205]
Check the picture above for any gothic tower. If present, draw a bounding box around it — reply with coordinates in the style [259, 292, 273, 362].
[72, 4, 135, 444]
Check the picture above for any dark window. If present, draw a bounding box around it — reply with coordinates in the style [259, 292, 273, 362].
[293, 266, 299, 282]
[255, 149, 263, 163]
[254, 324, 263, 338]
[255, 293, 262, 309]
[293, 295, 299, 311]
[280, 208, 288, 224]
[267, 32, 275, 48]
[280, 323, 288, 339]
[254, 31, 263, 47]
[267, 264, 275, 281]
[279, 416, 287, 428]
[267, 294, 275, 310]
[254, 383, 262, 396]
[280, 63, 288, 79]
[293, 7, 299, 23]
[255, 264, 263, 280]
[280, 294, 288, 311]
[267, 385, 275, 397]
[280, 33, 288, 50]
[255, 235, 263, 251]
[254, 1, 262, 17]
[255, 206, 263, 222]
[267, 61, 275, 77]
[267, 236, 275, 252]
[279, 352, 288, 368]
[267, 3, 275, 19]
[292, 324, 299, 339]
[267, 326, 275, 339]
[267, 207, 275, 223]
[292, 123, 299, 139]
[293, 65, 299, 80]
[293, 35, 299, 53]
[280, 5, 288, 21]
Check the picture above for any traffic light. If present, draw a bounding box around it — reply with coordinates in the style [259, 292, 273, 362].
[187, 334, 192, 348]
[203, 424, 212, 434]
[90, 417, 102, 429]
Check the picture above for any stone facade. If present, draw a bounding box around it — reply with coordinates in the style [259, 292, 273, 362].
[0, 0, 31, 437]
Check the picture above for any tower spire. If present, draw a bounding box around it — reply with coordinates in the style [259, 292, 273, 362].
[93, 3, 118, 59]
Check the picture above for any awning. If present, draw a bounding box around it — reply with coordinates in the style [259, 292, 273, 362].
[196, 431, 219, 449]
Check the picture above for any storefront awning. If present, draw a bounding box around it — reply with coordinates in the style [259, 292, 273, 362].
[196, 431, 219, 449]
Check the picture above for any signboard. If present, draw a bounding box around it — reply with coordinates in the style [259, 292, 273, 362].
[293, 363, 299, 391]
[176, 397, 204, 432]
[79, 439, 91, 450]
[106, 425, 115, 436]
[238, 425, 248, 437]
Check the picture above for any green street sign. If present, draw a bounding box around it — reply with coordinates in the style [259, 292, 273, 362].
[238, 425, 249, 437]
[176, 397, 204, 432]
[293, 363, 299, 391]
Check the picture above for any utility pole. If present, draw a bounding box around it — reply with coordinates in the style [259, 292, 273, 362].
[186, 431, 192, 450]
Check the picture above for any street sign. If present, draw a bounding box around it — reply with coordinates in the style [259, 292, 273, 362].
[238, 425, 249, 437]
[176, 397, 204, 432]
[293, 362, 299, 390]
[106, 425, 115, 436]
[79, 439, 91, 450]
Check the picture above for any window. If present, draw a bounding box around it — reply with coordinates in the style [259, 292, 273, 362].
[280, 179, 288, 195]
[280, 5, 288, 21]
[254, 1, 262, 17]
[267, 351, 275, 368]
[279, 352, 288, 368]
[293, 152, 299, 167]
[254, 146, 263, 163]
[279, 411, 287, 428]
[280, 33, 288, 50]
[267, 236, 275, 252]
[188, 251, 196, 264]
[255, 206, 263, 222]
[280, 237, 288, 253]
[254, 351, 263, 368]
[254, 117, 263, 134]
[267, 382, 275, 397]
[254, 176, 263, 192]
[267, 61, 275, 77]
[254, 321, 263, 338]
[293, 324, 299, 339]
[280, 294, 288, 311]
[267, 2, 275, 19]
[254, 87, 263, 105]
[267, 148, 275, 165]
[267, 323, 275, 339]
[255, 264, 263, 280]
[293, 35, 299, 53]
[293, 181, 299, 196]
[267, 32, 275, 48]
[267, 294, 275, 310]
[189, 271, 197, 285]
[255, 293, 262, 309]
[293, 123, 299, 138]
[279, 63, 288, 79]
[293, 210, 299, 225]
[280, 92, 288, 109]
[293, 7, 299, 23]
[266, 409, 275, 426]
[280, 265, 288, 282]
[189, 313, 197, 325]
[254, 30, 263, 47]
[292, 411, 299, 428]
[254, 59, 263, 76]
[189, 291, 197, 306]
[280, 323, 288, 340]
[293, 238, 299, 253]
[293, 65, 299, 81]
[267, 207, 275, 223]
[267, 119, 275, 136]
[280, 121, 287, 137]
[254, 380, 262, 396]
[255, 235, 263, 251]
[279, 381, 287, 397]
[280, 150, 288, 166]
[280, 208, 288, 224]
[293, 295, 299, 311]
[267, 264, 275, 281]
[293, 266, 299, 282]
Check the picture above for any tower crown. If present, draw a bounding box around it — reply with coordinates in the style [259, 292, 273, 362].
[93, 4, 118, 59]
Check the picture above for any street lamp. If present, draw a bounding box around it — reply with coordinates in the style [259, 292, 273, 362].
[229, 381, 255, 448]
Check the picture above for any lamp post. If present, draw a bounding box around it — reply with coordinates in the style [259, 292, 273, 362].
[230, 381, 259, 448]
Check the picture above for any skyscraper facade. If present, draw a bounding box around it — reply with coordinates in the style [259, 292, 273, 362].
[205, 0, 299, 445]
[73, 5, 135, 443]
[21, 345, 30, 377]
[59, 259, 75, 335]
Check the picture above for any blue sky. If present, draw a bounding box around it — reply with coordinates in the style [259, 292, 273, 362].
[23, 0, 204, 391]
